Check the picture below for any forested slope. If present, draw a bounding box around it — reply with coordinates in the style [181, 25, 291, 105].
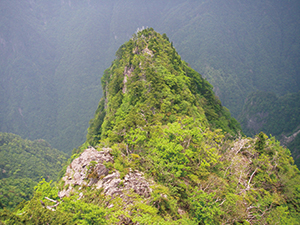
[1, 0, 299, 158]
[0, 133, 67, 209]
[1, 29, 299, 225]
[87, 29, 241, 146]
[239, 91, 300, 167]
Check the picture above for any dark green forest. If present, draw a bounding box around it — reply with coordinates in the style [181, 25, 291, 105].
[0, 133, 67, 209]
[1, 0, 299, 160]
[1, 29, 299, 224]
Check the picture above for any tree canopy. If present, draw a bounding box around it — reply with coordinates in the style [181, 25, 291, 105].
[0, 133, 67, 209]
[2, 29, 299, 224]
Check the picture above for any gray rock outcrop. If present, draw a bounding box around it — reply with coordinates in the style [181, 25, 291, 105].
[58, 147, 152, 200]
[96, 169, 152, 198]
[58, 146, 113, 198]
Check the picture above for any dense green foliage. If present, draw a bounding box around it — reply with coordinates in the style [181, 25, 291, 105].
[164, 1, 300, 117]
[2, 134, 300, 224]
[2, 29, 299, 224]
[0, 133, 67, 209]
[1, 0, 299, 156]
[239, 91, 300, 168]
[87, 28, 240, 146]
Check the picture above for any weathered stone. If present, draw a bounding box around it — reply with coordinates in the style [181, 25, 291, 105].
[123, 171, 152, 198]
[58, 146, 113, 198]
[58, 147, 153, 202]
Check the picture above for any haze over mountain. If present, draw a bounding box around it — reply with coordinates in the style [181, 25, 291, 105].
[1, 28, 299, 225]
[1, 0, 299, 161]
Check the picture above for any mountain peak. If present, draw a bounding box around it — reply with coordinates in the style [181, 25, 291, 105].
[3, 29, 300, 225]
[87, 28, 241, 146]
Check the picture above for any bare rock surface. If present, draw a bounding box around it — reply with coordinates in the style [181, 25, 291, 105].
[58, 146, 113, 198]
[59, 147, 152, 200]
[96, 169, 152, 198]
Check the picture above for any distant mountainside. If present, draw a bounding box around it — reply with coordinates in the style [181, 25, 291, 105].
[0, 133, 67, 209]
[2, 29, 299, 225]
[239, 91, 300, 167]
[1, 0, 299, 157]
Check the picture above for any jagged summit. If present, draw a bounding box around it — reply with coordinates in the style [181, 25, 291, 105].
[87, 28, 240, 146]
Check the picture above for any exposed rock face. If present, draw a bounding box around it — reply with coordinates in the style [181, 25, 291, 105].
[96, 169, 152, 198]
[122, 66, 134, 94]
[58, 146, 113, 198]
[142, 46, 153, 57]
[58, 147, 152, 200]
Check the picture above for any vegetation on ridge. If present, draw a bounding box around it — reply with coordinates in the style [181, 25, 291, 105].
[1, 29, 299, 224]
[87, 28, 241, 146]
[2, 1, 299, 158]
